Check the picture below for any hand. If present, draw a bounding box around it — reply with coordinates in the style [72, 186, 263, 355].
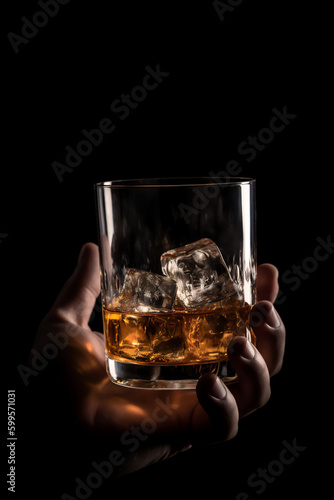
[32, 243, 285, 475]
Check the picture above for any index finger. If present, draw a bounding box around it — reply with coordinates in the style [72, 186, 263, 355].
[256, 263, 279, 303]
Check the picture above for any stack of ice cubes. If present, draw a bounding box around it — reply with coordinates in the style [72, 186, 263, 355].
[111, 238, 240, 312]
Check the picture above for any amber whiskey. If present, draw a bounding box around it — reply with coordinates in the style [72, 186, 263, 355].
[103, 298, 254, 365]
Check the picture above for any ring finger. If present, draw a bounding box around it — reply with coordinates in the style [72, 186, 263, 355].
[227, 336, 271, 417]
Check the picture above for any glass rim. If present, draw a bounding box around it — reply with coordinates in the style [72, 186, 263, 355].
[94, 177, 256, 189]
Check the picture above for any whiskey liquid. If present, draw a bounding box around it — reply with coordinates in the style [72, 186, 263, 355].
[103, 299, 254, 365]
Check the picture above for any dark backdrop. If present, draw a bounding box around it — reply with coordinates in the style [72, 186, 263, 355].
[2, 1, 331, 499]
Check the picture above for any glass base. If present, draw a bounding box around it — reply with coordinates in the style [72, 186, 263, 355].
[106, 355, 237, 389]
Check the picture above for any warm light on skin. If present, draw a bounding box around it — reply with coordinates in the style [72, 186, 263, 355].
[85, 342, 93, 352]
[123, 404, 147, 418]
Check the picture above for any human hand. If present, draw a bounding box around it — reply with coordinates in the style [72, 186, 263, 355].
[32, 243, 285, 475]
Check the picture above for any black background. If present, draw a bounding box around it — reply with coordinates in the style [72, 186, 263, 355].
[1, 1, 332, 499]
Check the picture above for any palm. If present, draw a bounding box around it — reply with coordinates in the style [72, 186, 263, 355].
[34, 243, 285, 471]
[47, 318, 211, 442]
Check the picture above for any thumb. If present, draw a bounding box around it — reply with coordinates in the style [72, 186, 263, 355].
[50, 242, 100, 327]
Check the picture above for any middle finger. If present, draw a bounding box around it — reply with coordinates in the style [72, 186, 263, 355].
[227, 336, 271, 417]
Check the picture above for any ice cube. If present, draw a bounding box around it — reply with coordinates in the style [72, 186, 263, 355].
[160, 238, 239, 310]
[149, 315, 186, 361]
[118, 314, 153, 360]
[110, 268, 177, 313]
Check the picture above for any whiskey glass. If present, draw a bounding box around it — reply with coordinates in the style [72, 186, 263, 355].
[94, 177, 256, 389]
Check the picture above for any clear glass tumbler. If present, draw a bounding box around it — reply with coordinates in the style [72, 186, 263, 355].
[94, 177, 256, 389]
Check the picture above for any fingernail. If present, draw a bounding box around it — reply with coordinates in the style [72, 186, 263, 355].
[265, 307, 281, 329]
[209, 376, 227, 400]
[250, 301, 281, 329]
[229, 337, 255, 360]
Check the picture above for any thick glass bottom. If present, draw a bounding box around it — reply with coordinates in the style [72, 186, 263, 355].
[106, 355, 237, 389]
